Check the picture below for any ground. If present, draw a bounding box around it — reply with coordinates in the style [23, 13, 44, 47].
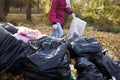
[0, 14, 119, 80]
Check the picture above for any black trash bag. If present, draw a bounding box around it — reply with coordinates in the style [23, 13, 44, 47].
[6, 59, 23, 75]
[0, 27, 26, 75]
[1, 22, 18, 34]
[75, 57, 104, 80]
[28, 35, 66, 50]
[100, 55, 120, 80]
[70, 35, 102, 54]
[68, 34, 120, 80]
[89, 52, 120, 80]
[21, 36, 73, 80]
[67, 33, 102, 59]
[117, 61, 120, 64]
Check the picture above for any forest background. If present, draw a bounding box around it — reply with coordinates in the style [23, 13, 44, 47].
[0, 0, 120, 79]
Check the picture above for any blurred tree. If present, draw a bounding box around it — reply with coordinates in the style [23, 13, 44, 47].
[0, 0, 37, 21]
[38, 0, 51, 25]
[25, 0, 36, 21]
[113, 0, 120, 6]
[37, 0, 40, 13]
[0, 0, 10, 21]
[40, 0, 51, 14]
[11, 0, 25, 13]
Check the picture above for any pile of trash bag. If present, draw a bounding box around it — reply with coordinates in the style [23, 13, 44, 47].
[0, 23, 120, 80]
[68, 34, 120, 80]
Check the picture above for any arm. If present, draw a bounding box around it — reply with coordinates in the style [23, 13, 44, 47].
[64, 0, 73, 14]
[64, 7, 73, 14]
[48, 0, 60, 24]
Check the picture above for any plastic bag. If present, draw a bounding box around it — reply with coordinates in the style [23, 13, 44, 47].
[68, 34, 120, 80]
[21, 36, 73, 80]
[1, 22, 18, 34]
[75, 57, 104, 80]
[13, 26, 41, 43]
[70, 34, 102, 54]
[67, 17, 87, 38]
[0, 27, 26, 75]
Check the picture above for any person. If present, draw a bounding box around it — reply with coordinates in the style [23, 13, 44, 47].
[48, 0, 75, 37]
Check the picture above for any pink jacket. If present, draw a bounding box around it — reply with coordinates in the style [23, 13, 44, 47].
[48, 0, 73, 24]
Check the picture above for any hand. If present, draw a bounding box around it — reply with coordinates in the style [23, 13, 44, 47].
[52, 24, 58, 30]
[71, 12, 76, 18]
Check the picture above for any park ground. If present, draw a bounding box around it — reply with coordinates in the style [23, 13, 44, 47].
[0, 13, 119, 80]
[7, 14, 120, 60]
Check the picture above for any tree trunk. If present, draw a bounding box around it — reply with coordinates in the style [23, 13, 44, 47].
[20, 3, 22, 13]
[26, 3, 32, 21]
[4, 0, 10, 17]
[0, 0, 6, 21]
[0, 0, 10, 22]
[37, 0, 40, 13]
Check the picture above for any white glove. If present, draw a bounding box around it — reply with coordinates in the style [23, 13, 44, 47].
[52, 24, 58, 30]
[71, 13, 76, 18]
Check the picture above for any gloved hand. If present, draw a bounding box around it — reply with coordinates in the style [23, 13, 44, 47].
[71, 12, 76, 18]
[52, 24, 58, 30]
